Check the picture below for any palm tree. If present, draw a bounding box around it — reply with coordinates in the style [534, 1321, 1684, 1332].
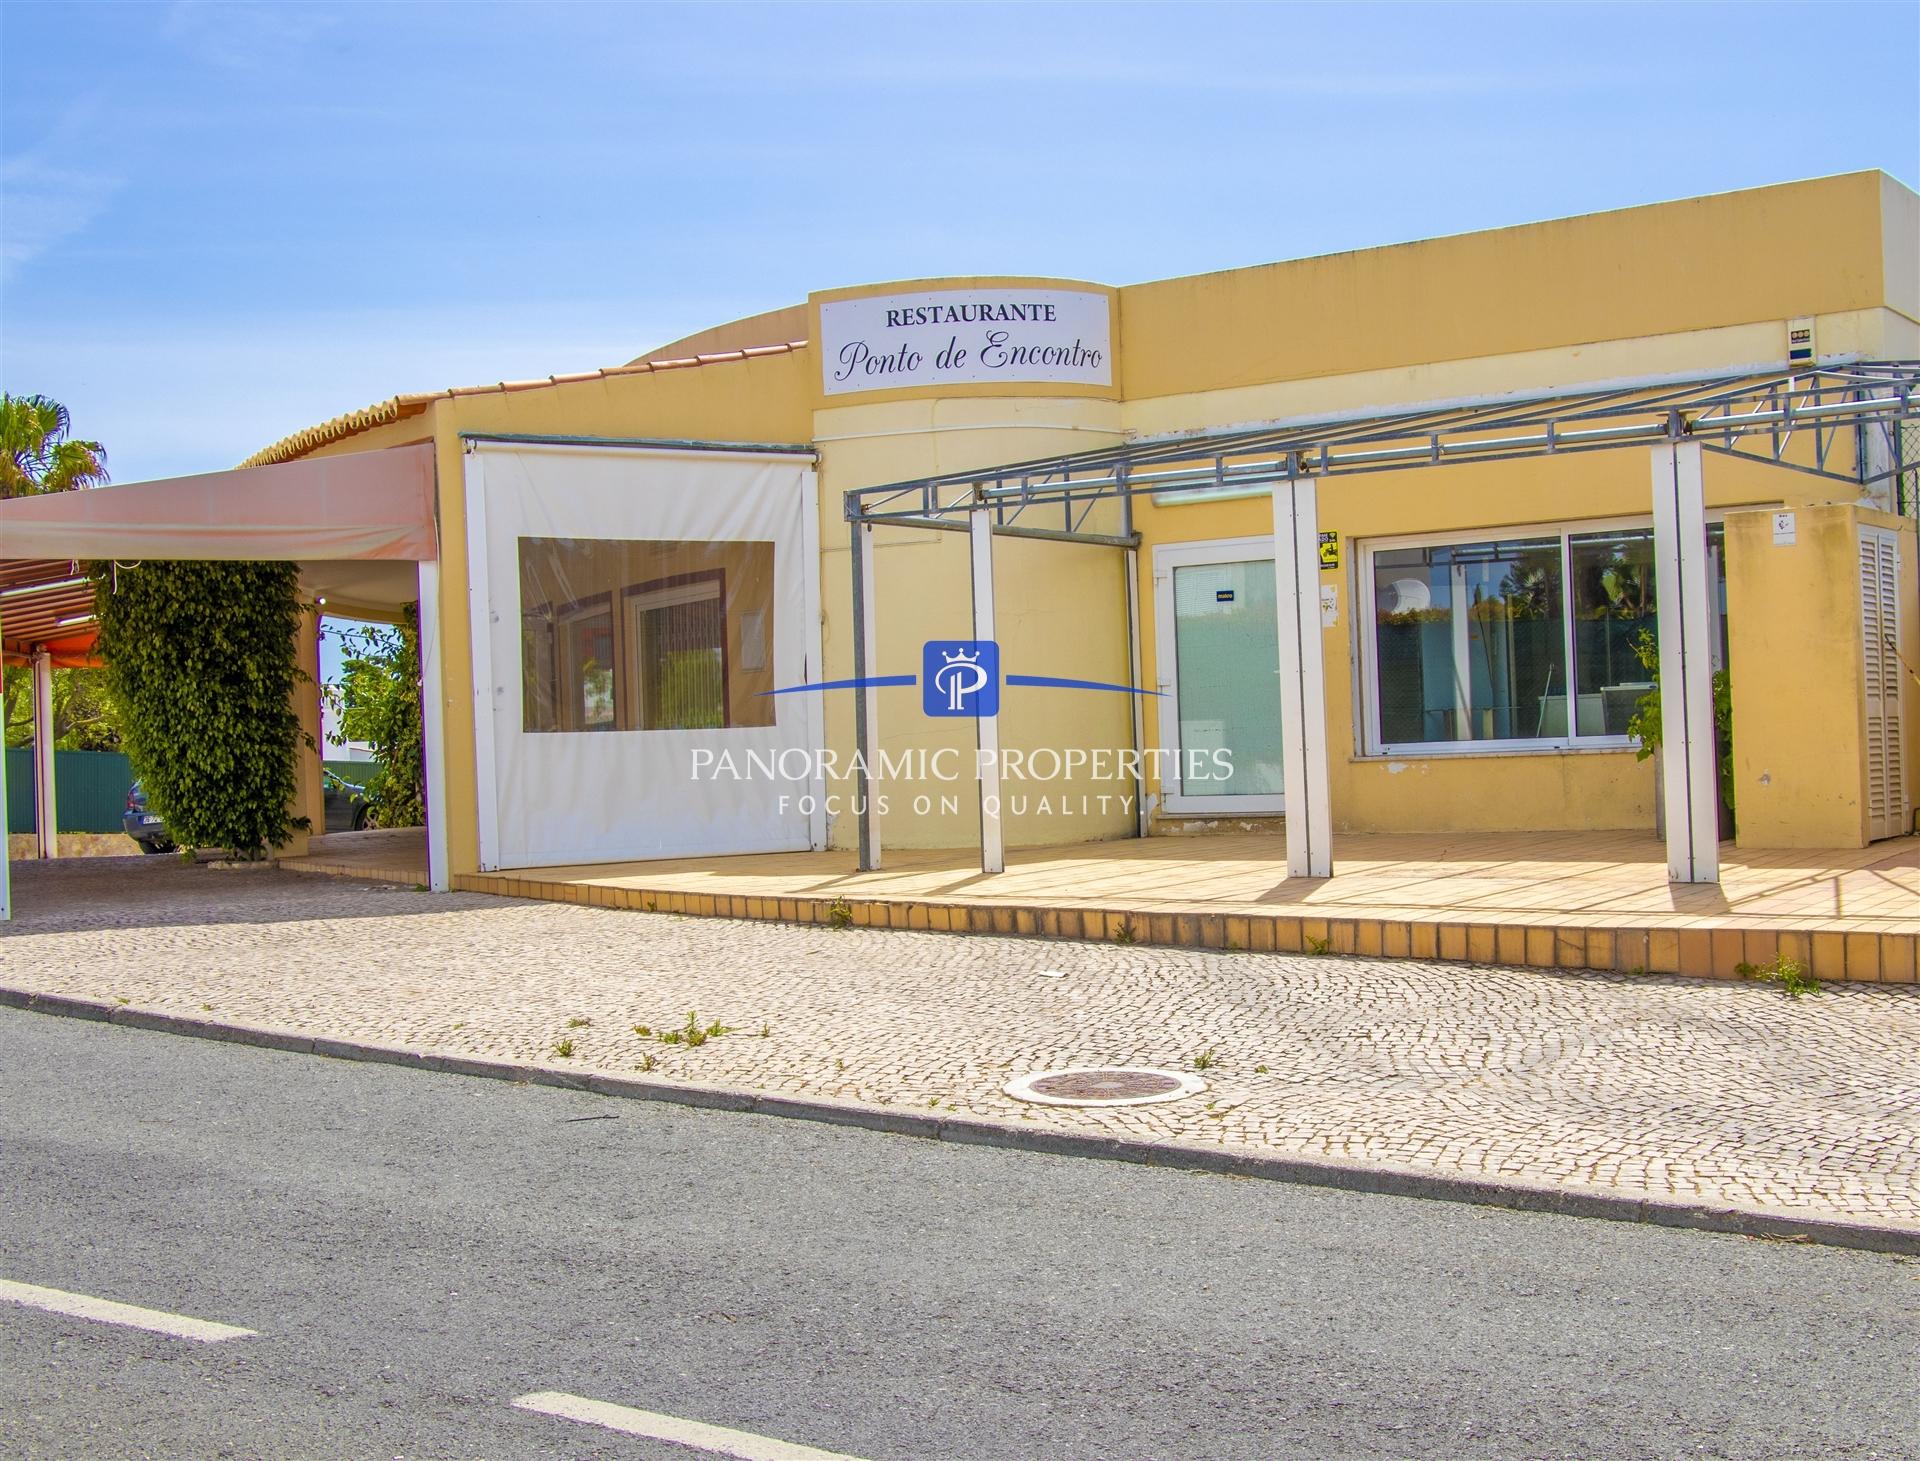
[0, 393, 108, 497]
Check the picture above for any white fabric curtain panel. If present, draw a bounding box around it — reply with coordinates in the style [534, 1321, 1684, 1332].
[466, 442, 821, 870]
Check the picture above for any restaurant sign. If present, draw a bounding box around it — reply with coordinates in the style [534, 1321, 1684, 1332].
[818, 287, 1112, 397]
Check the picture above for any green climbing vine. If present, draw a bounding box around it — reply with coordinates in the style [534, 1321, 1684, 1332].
[90, 559, 311, 859]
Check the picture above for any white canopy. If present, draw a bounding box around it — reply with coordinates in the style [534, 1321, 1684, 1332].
[0, 443, 437, 563]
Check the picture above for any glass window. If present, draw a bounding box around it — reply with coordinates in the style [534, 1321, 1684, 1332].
[1170, 561, 1284, 797]
[519, 538, 776, 733]
[1570, 529, 1657, 736]
[1371, 536, 1566, 745]
[1367, 522, 1729, 752]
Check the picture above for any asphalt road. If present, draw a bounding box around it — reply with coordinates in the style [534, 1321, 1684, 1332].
[1, 1009, 1915, 1461]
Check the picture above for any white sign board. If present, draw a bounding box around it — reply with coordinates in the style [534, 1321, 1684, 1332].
[1772, 510, 1797, 545]
[818, 288, 1112, 397]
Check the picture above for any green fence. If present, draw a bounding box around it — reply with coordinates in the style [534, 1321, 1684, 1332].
[324, 759, 385, 793]
[5, 749, 136, 834]
[6, 752, 387, 834]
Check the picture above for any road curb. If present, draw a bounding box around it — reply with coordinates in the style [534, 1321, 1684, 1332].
[3, 983, 1915, 1257]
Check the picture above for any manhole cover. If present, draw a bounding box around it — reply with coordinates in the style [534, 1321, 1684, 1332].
[1003, 1066, 1207, 1108]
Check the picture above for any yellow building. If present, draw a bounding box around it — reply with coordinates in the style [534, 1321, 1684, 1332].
[8, 171, 1914, 907]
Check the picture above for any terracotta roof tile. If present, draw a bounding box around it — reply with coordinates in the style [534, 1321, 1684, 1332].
[242, 340, 810, 468]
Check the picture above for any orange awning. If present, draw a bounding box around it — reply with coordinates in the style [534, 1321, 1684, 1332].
[0, 560, 100, 666]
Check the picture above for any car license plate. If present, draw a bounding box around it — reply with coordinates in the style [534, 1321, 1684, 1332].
[140, 814, 162, 825]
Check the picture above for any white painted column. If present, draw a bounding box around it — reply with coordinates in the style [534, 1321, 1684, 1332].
[462, 448, 500, 873]
[970, 507, 1004, 875]
[416, 561, 451, 892]
[1650, 440, 1720, 884]
[850, 518, 881, 871]
[32, 649, 58, 859]
[1271, 479, 1333, 878]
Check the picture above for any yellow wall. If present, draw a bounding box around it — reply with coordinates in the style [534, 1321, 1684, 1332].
[1132, 443, 1844, 834]
[285, 607, 323, 856]
[812, 391, 1136, 850]
[1727, 504, 1867, 847]
[1727, 504, 1920, 848]
[1120, 171, 1903, 405]
[267, 171, 1919, 864]
[428, 352, 816, 874]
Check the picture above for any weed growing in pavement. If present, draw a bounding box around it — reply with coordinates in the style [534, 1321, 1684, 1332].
[1113, 917, 1138, 945]
[412, 883, 428, 892]
[552, 1037, 576, 1058]
[655, 1011, 731, 1047]
[1622, 965, 1649, 977]
[1193, 1047, 1219, 1071]
[114, 997, 129, 1006]
[566, 1016, 592, 1029]
[758, 1022, 772, 1038]
[1304, 934, 1333, 956]
[827, 896, 854, 929]
[1737, 955, 1821, 998]
[1254, 1064, 1269, 1074]
[632, 1024, 651, 1037]
[635, 1053, 657, 1073]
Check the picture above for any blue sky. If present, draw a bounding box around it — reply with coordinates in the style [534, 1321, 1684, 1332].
[3, 1, 1917, 490]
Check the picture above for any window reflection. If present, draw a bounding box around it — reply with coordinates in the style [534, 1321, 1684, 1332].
[1372, 536, 1566, 744]
[519, 538, 775, 733]
[1369, 524, 1730, 750]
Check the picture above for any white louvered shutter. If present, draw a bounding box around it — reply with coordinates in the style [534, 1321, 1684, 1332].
[1859, 527, 1909, 842]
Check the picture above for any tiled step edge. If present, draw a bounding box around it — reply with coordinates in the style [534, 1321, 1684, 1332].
[448, 874, 1917, 986]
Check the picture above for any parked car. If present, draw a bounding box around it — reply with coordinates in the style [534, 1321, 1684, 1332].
[123, 780, 174, 854]
[123, 772, 371, 854]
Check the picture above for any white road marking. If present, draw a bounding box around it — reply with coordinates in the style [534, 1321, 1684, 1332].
[0, 1279, 257, 1343]
[511, 1391, 868, 1460]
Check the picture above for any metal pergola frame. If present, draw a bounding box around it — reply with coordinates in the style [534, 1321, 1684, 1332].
[840, 360, 1920, 885]
[849, 361, 1919, 538]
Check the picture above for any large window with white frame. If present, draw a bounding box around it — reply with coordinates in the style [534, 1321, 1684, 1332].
[1360, 518, 1727, 755]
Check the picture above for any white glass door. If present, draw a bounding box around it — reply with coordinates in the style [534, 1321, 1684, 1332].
[1153, 538, 1285, 814]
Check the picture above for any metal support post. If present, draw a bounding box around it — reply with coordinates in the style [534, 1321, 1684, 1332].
[1270, 473, 1332, 878]
[1124, 546, 1148, 838]
[970, 505, 1004, 874]
[1651, 440, 1720, 883]
[850, 517, 881, 871]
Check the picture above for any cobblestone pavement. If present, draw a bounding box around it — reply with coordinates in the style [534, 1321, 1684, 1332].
[5, 857, 1918, 1230]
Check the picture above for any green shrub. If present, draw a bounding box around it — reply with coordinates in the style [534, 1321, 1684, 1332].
[91, 560, 309, 859]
